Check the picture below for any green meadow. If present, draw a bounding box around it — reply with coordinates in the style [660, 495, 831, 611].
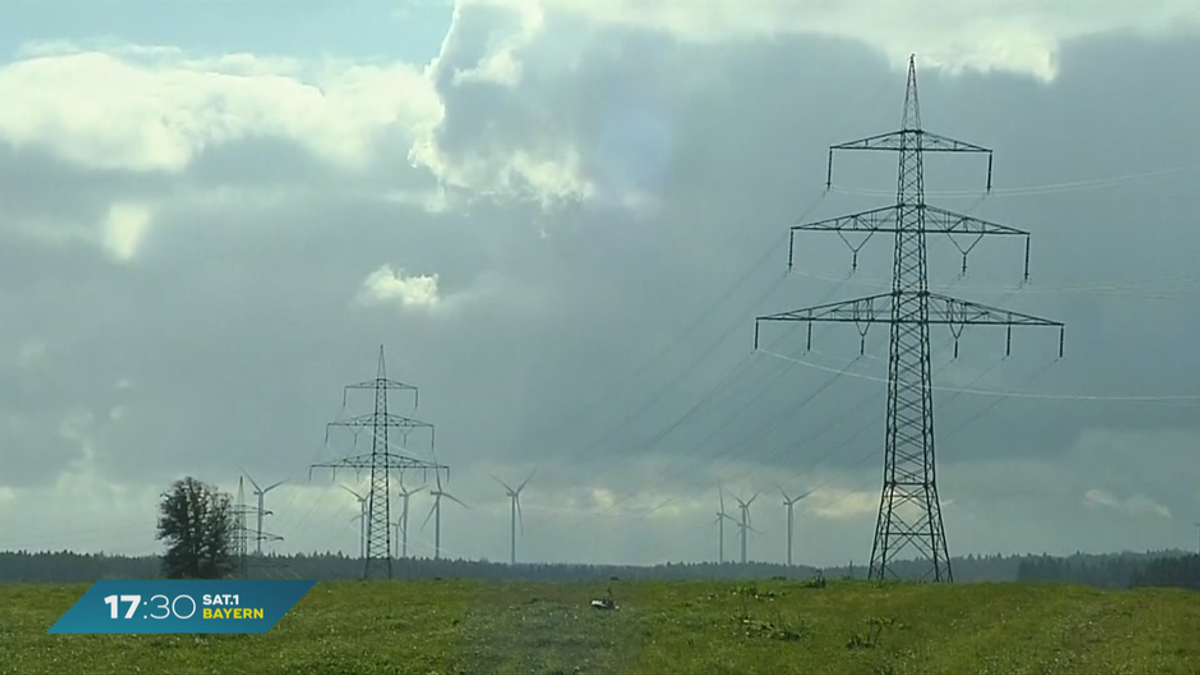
[3, 578, 1198, 675]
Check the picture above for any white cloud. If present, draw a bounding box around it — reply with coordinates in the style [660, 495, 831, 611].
[461, 0, 1200, 81]
[1084, 487, 1173, 520]
[0, 43, 441, 174]
[101, 202, 154, 261]
[358, 264, 447, 310]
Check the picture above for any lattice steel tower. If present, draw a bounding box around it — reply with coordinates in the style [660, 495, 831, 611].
[754, 56, 1065, 582]
[311, 346, 448, 580]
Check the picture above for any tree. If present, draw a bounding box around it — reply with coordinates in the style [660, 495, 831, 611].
[156, 476, 237, 579]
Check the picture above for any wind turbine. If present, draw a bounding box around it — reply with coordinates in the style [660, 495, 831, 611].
[494, 467, 536, 565]
[342, 485, 369, 559]
[394, 476, 426, 559]
[714, 481, 737, 564]
[422, 471, 468, 560]
[777, 485, 812, 567]
[243, 471, 285, 555]
[733, 492, 760, 565]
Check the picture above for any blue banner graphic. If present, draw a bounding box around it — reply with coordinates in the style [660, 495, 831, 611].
[46, 579, 317, 634]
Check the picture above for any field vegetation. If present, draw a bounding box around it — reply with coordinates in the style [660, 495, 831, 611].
[4, 577, 1199, 675]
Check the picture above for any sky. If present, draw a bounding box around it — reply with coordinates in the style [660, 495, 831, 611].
[1, 0, 1199, 569]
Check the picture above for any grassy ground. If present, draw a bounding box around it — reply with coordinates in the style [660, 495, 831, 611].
[2, 578, 1198, 675]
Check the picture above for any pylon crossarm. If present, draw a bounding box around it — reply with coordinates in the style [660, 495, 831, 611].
[311, 452, 449, 477]
[826, 130, 994, 190]
[328, 412, 433, 431]
[755, 292, 1065, 358]
[925, 293, 1063, 327]
[830, 129, 991, 154]
[792, 205, 1027, 236]
[343, 378, 420, 409]
[789, 204, 1029, 275]
[757, 292, 1061, 326]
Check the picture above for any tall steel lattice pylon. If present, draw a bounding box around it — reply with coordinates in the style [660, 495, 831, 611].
[754, 56, 1066, 582]
[311, 346, 449, 580]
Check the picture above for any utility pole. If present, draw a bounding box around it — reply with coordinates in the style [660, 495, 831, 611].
[754, 55, 1065, 583]
[311, 346, 449, 580]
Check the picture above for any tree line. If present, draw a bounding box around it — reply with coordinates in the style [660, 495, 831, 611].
[1017, 551, 1200, 590]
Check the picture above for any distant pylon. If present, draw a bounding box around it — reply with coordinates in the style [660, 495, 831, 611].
[755, 55, 1065, 582]
[311, 346, 449, 579]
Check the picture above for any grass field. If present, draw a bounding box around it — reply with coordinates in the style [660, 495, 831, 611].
[2, 578, 1198, 675]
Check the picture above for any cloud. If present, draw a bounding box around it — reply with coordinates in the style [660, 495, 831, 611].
[1084, 488, 1173, 520]
[0, 42, 441, 174]
[101, 202, 154, 261]
[462, 0, 1200, 81]
[358, 265, 447, 311]
[0, 4, 1198, 569]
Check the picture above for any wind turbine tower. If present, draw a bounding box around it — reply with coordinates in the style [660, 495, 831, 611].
[343, 485, 369, 558]
[714, 483, 736, 564]
[495, 468, 536, 565]
[394, 477, 426, 559]
[734, 492, 760, 565]
[243, 471, 284, 555]
[778, 486, 812, 567]
[423, 471, 468, 560]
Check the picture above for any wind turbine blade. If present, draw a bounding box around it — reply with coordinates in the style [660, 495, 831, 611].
[718, 481, 725, 513]
[264, 481, 285, 493]
[412, 485, 427, 495]
[493, 475, 514, 493]
[747, 492, 760, 507]
[776, 484, 790, 503]
[517, 466, 537, 493]
[443, 492, 469, 509]
[340, 485, 363, 501]
[516, 497, 524, 537]
[421, 501, 437, 531]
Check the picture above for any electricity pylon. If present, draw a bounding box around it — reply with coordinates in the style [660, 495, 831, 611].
[494, 467, 536, 565]
[755, 55, 1065, 582]
[232, 477, 254, 578]
[777, 485, 811, 567]
[311, 346, 449, 579]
